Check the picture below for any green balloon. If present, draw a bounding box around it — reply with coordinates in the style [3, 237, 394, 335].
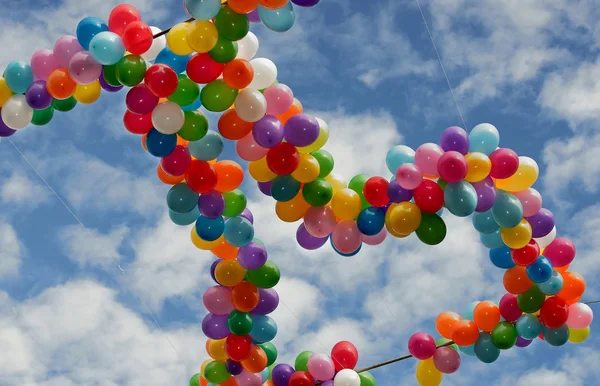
[348, 174, 370, 208]
[491, 321, 518, 350]
[189, 373, 200, 386]
[435, 337, 458, 351]
[416, 213, 447, 245]
[168, 74, 200, 106]
[209, 36, 239, 63]
[311, 150, 334, 178]
[302, 179, 333, 207]
[294, 351, 312, 371]
[179, 110, 209, 141]
[437, 178, 448, 191]
[223, 189, 247, 217]
[359, 371, 376, 386]
[271, 175, 301, 202]
[227, 310, 253, 335]
[517, 284, 545, 314]
[52, 97, 77, 112]
[253, 238, 265, 247]
[259, 342, 278, 366]
[204, 361, 230, 384]
[268, 363, 276, 381]
[115, 55, 146, 87]
[247, 261, 280, 288]
[31, 106, 54, 126]
[201, 79, 238, 112]
[103, 64, 121, 87]
[215, 6, 249, 41]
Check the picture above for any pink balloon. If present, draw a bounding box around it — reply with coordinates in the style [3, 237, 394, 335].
[264, 83, 294, 116]
[202, 286, 234, 315]
[514, 188, 542, 217]
[331, 220, 361, 254]
[54, 35, 84, 68]
[415, 143, 444, 177]
[126, 84, 159, 115]
[437, 151, 468, 183]
[489, 148, 519, 179]
[30, 49, 58, 81]
[304, 206, 336, 238]
[307, 353, 335, 381]
[433, 347, 461, 374]
[68, 51, 102, 85]
[543, 237, 576, 267]
[499, 293, 522, 322]
[408, 332, 436, 360]
[567, 303, 593, 329]
[362, 227, 387, 246]
[160, 145, 191, 176]
[235, 370, 263, 386]
[237, 132, 269, 161]
[395, 163, 423, 190]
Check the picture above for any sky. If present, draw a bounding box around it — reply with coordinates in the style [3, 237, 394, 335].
[1, 0, 600, 385]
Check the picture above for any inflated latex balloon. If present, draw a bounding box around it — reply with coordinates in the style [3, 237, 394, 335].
[54, 36, 84, 68]
[258, 3, 296, 32]
[235, 88, 267, 122]
[30, 49, 59, 81]
[167, 22, 194, 56]
[122, 21, 153, 55]
[237, 31, 259, 61]
[469, 123, 499, 155]
[77, 17, 109, 50]
[415, 358, 443, 386]
[68, 51, 102, 85]
[108, 4, 141, 36]
[152, 101, 185, 134]
[4, 61, 34, 94]
[73, 81, 101, 104]
[89, 31, 125, 65]
[248, 58, 277, 90]
[185, 0, 222, 20]
[25, 81, 53, 110]
[187, 20, 219, 53]
[141, 26, 167, 61]
[494, 156, 539, 192]
[1, 95, 33, 130]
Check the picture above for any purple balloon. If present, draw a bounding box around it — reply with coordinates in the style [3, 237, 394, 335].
[320, 382, 334, 386]
[292, 0, 320, 6]
[258, 180, 273, 196]
[388, 179, 413, 202]
[0, 112, 17, 137]
[99, 68, 123, 92]
[238, 241, 267, 270]
[283, 113, 320, 147]
[210, 260, 219, 284]
[253, 115, 284, 148]
[25, 81, 53, 110]
[296, 223, 328, 250]
[198, 191, 225, 218]
[240, 208, 254, 224]
[515, 336, 533, 348]
[382, 201, 392, 214]
[247, 9, 261, 23]
[526, 208, 555, 238]
[226, 359, 243, 376]
[271, 363, 295, 386]
[472, 176, 496, 212]
[201, 313, 230, 339]
[252, 288, 279, 315]
[440, 126, 469, 154]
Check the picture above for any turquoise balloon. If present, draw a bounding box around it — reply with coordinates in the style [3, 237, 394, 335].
[474, 332, 501, 363]
[260, 368, 269, 382]
[258, 3, 296, 32]
[480, 229, 505, 249]
[492, 190, 523, 228]
[472, 209, 500, 234]
[224, 216, 255, 247]
[463, 301, 479, 320]
[167, 183, 199, 214]
[538, 270, 564, 295]
[444, 181, 477, 217]
[89, 31, 125, 65]
[169, 206, 200, 226]
[489, 246, 515, 269]
[541, 324, 570, 346]
[182, 95, 202, 111]
[516, 314, 542, 340]
[271, 175, 301, 202]
[185, 0, 222, 20]
[188, 131, 224, 160]
[469, 123, 500, 155]
[385, 145, 415, 175]
[195, 215, 225, 241]
[77, 17, 109, 50]
[250, 315, 277, 343]
[458, 344, 475, 356]
[5, 61, 33, 94]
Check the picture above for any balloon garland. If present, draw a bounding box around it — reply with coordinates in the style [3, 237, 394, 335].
[0, 1, 594, 385]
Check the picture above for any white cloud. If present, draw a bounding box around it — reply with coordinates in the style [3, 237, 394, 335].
[0, 172, 50, 209]
[58, 224, 128, 269]
[0, 220, 23, 278]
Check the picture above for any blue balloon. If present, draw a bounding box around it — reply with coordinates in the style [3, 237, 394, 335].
[155, 47, 191, 74]
[526, 255, 553, 283]
[331, 238, 361, 257]
[260, 368, 270, 383]
[480, 229, 505, 249]
[436, 207, 444, 216]
[444, 181, 477, 217]
[167, 183, 199, 214]
[146, 129, 177, 157]
[271, 175, 301, 202]
[538, 270, 564, 295]
[77, 17, 109, 50]
[169, 206, 200, 226]
[195, 215, 225, 241]
[541, 324, 569, 346]
[185, 0, 222, 20]
[473, 209, 500, 234]
[224, 216, 254, 247]
[89, 31, 125, 65]
[516, 314, 542, 340]
[182, 94, 202, 111]
[474, 332, 501, 363]
[357, 207, 385, 236]
[469, 123, 500, 155]
[250, 315, 278, 343]
[489, 246, 515, 269]
[4, 61, 33, 94]
[458, 344, 475, 356]
[188, 131, 224, 160]
[463, 301, 480, 320]
[492, 190, 523, 228]
[385, 145, 415, 175]
[258, 3, 296, 32]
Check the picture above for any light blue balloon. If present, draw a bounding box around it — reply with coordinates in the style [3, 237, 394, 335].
[155, 47, 191, 73]
[469, 123, 500, 155]
[188, 131, 224, 160]
[185, 0, 222, 20]
[444, 181, 477, 217]
[516, 314, 542, 340]
[538, 270, 564, 295]
[492, 190, 523, 228]
[458, 344, 475, 356]
[4, 61, 33, 94]
[473, 209, 500, 234]
[250, 315, 277, 343]
[260, 368, 269, 383]
[89, 31, 125, 65]
[195, 215, 225, 241]
[224, 216, 254, 247]
[480, 229, 505, 249]
[541, 324, 569, 346]
[489, 246, 515, 269]
[436, 207, 444, 216]
[167, 183, 199, 214]
[474, 332, 501, 363]
[463, 301, 480, 320]
[169, 206, 200, 226]
[182, 95, 202, 111]
[385, 145, 415, 174]
[76, 17, 109, 50]
[258, 3, 296, 32]
[526, 256, 553, 283]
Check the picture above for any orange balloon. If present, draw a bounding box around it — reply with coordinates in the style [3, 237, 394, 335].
[275, 191, 310, 222]
[260, 0, 288, 9]
[214, 260, 246, 287]
[205, 339, 211, 355]
[241, 345, 268, 373]
[223, 59, 255, 90]
[263, 381, 274, 386]
[503, 266, 533, 294]
[555, 264, 569, 274]
[451, 319, 480, 346]
[200, 377, 208, 386]
[177, 136, 189, 147]
[219, 377, 237, 386]
[557, 272, 586, 303]
[47, 68, 76, 100]
[157, 163, 185, 185]
[276, 98, 303, 125]
[232, 281, 260, 312]
[214, 160, 244, 192]
[218, 108, 254, 140]
[473, 301, 500, 333]
[212, 237, 239, 260]
[228, 0, 260, 14]
[435, 312, 462, 339]
[141, 133, 148, 152]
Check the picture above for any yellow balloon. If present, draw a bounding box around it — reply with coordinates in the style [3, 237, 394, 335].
[416, 358, 443, 386]
[200, 359, 212, 375]
[187, 20, 219, 53]
[208, 338, 229, 360]
[191, 228, 222, 250]
[297, 118, 329, 153]
[0, 78, 12, 107]
[249, 156, 276, 182]
[331, 188, 362, 221]
[215, 260, 246, 287]
[465, 152, 491, 183]
[568, 326, 590, 344]
[275, 191, 310, 222]
[389, 201, 422, 235]
[167, 22, 194, 56]
[325, 172, 347, 195]
[291, 153, 320, 183]
[73, 81, 101, 104]
[494, 156, 539, 192]
[385, 208, 409, 238]
[500, 218, 532, 249]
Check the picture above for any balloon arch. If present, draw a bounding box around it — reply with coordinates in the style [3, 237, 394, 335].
[0, 1, 594, 385]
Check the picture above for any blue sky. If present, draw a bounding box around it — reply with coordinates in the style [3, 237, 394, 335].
[1, 0, 600, 385]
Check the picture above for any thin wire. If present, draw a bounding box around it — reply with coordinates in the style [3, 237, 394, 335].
[152, 17, 194, 39]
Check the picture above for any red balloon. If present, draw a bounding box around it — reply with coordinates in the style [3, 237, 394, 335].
[413, 179, 444, 213]
[186, 160, 217, 193]
[510, 240, 540, 266]
[160, 145, 192, 176]
[145, 64, 179, 98]
[108, 4, 141, 36]
[266, 142, 300, 175]
[122, 21, 153, 55]
[363, 177, 389, 207]
[437, 151, 468, 183]
[489, 148, 519, 179]
[331, 341, 358, 371]
[539, 296, 569, 328]
[126, 84, 159, 115]
[123, 110, 153, 135]
[187, 53, 225, 84]
[225, 334, 253, 361]
[288, 371, 314, 386]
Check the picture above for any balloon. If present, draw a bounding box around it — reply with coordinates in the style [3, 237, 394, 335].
[568, 326, 590, 344]
[156, 47, 191, 74]
[115, 54, 146, 86]
[271, 364, 294, 386]
[242, 345, 268, 373]
[73, 81, 101, 104]
[433, 347, 460, 374]
[152, 101, 185, 134]
[167, 183, 199, 214]
[127, 84, 159, 115]
[188, 131, 224, 160]
[440, 126, 469, 154]
[408, 332, 436, 360]
[248, 58, 277, 90]
[515, 336, 532, 348]
[494, 156, 539, 192]
[161, 145, 191, 176]
[289, 371, 314, 386]
[235, 88, 267, 122]
[277, 97, 302, 124]
[167, 22, 194, 56]
[215, 5, 250, 41]
[331, 220, 361, 254]
[232, 281, 260, 313]
[122, 21, 153, 55]
[498, 293, 522, 322]
[469, 123, 499, 155]
[246, 261, 280, 288]
[473, 301, 500, 332]
[203, 313, 230, 339]
[386, 145, 415, 174]
[489, 246, 515, 269]
[472, 176, 497, 212]
[500, 218, 532, 250]
[543, 238, 576, 268]
[250, 315, 277, 343]
[331, 341, 358, 371]
[31, 106, 54, 126]
[436, 312, 462, 339]
[491, 321, 518, 349]
[270, 175, 301, 202]
[54, 36, 84, 68]
[185, 0, 222, 20]
[414, 180, 444, 214]
[229, 0, 261, 14]
[224, 217, 254, 247]
[416, 213, 447, 245]
[169, 75, 200, 107]
[415, 143, 444, 177]
[444, 181, 477, 217]
[333, 369, 360, 386]
[237, 32, 259, 61]
[464, 152, 491, 182]
[25, 81, 53, 110]
[218, 109, 253, 140]
[89, 32, 125, 65]
[259, 342, 278, 366]
[395, 163, 423, 190]
[517, 284, 545, 313]
[388, 179, 413, 203]
[489, 148, 519, 179]
[516, 314, 542, 340]
[541, 324, 570, 346]
[557, 272, 586, 304]
[480, 229, 504, 249]
[415, 358, 443, 386]
[214, 161, 244, 192]
[223, 59, 254, 90]
[538, 270, 564, 295]
[237, 242, 267, 270]
[526, 255, 553, 283]
[451, 319, 479, 346]
[52, 96, 77, 112]
[4, 61, 33, 95]
[30, 49, 58, 81]
[472, 209, 500, 234]
[492, 190, 523, 228]
[203, 286, 234, 315]
[539, 296, 569, 328]
[283, 113, 319, 147]
[294, 351, 312, 372]
[1, 95, 33, 130]
[142, 26, 167, 61]
[264, 83, 293, 116]
[187, 20, 219, 53]
[307, 353, 335, 381]
[503, 266, 533, 294]
[215, 259, 246, 287]
[238, 132, 269, 161]
[567, 303, 593, 329]
[292, 0, 320, 5]
[186, 160, 218, 193]
[514, 188, 542, 217]
[198, 191, 225, 219]
[201, 80, 239, 112]
[357, 207, 385, 236]
[223, 190, 248, 217]
[526, 208, 555, 239]
[474, 332, 500, 363]
[258, 3, 296, 32]
[209, 35, 239, 63]
[534, 226, 556, 249]
[46, 68, 76, 100]
[108, 4, 141, 36]
[510, 239, 540, 266]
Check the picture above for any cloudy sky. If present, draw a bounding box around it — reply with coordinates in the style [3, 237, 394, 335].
[1, 0, 600, 385]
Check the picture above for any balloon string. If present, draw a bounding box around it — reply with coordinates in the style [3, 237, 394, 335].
[152, 0, 232, 39]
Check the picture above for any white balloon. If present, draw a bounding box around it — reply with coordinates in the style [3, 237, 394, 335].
[334, 369, 361, 386]
[141, 26, 166, 62]
[1, 95, 33, 130]
[534, 226, 556, 249]
[152, 101, 185, 134]
[237, 31, 259, 61]
[234, 88, 267, 123]
[248, 58, 277, 90]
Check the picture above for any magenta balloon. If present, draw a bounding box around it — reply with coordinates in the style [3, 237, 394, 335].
[437, 151, 468, 183]
[68, 51, 102, 84]
[408, 332, 436, 360]
[30, 49, 59, 81]
[126, 84, 159, 115]
[202, 286, 234, 315]
[331, 220, 362, 254]
[498, 293, 522, 322]
[304, 206, 336, 238]
[433, 347, 461, 374]
[54, 35, 84, 68]
[543, 237, 576, 267]
[395, 163, 423, 190]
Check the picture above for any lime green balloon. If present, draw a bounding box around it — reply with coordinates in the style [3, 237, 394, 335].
[268, 363, 276, 381]
[204, 361, 230, 384]
[168, 74, 200, 106]
[52, 96, 77, 112]
[348, 174, 370, 208]
[223, 189, 247, 217]
[359, 371, 376, 386]
[103, 64, 121, 87]
[311, 150, 334, 178]
[209, 36, 238, 63]
[31, 106, 54, 126]
[491, 321, 518, 350]
[259, 342, 278, 366]
[189, 373, 200, 386]
[302, 179, 333, 207]
[517, 284, 545, 314]
[227, 310, 253, 335]
[115, 55, 146, 87]
[201, 79, 238, 112]
[416, 213, 447, 245]
[294, 351, 312, 371]
[435, 337, 458, 351]
[179, 110, 209, 141]
[215, 6, 249, 41]
[247, 261, 280, 288]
